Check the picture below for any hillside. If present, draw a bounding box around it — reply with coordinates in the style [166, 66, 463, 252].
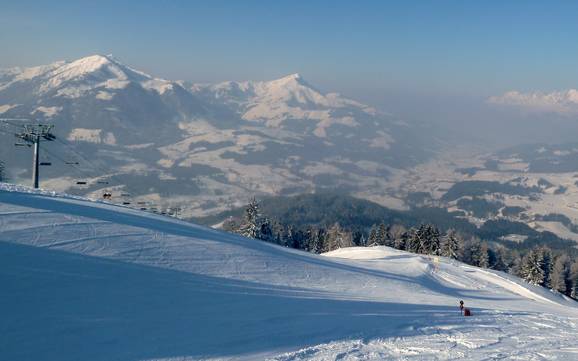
[196, 193, 575, 252]
[1, 184, 578, 360]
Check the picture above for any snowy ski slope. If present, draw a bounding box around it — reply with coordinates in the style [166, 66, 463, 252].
[1, 183, 578, 360]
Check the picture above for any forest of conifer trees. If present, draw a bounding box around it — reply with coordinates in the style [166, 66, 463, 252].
[228, 199, 578, 300]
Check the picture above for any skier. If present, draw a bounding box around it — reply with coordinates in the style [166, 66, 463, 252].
[459, 300, 472, 316]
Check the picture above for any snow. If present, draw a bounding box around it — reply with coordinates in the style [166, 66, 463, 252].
[194, 73, 377, 138]
[96, 90, 114, 100]
[1, 184, 578, 360]
[67, 128, 103, 143]
[66, 128, 116, 145]
[0, 104, 19, 114]
[31, 105, 62, 118]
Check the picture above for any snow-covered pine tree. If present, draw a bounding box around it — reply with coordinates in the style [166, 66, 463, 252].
[478, 242, 490, 268]
[385, 224, 395, 247]
[324, 223, 341, 252]
[415, 224, 429, 254]
[406, 227, 420, 253]
[367, 224, 378, 246]
[540, 246, 553, 288]
[522, 248, 545, 286]
[441, 229, 460, 259]
[550, 254, 569, 294]
[426, 224, 441, 256]
[358, 234, 367, 247]
[281, 225, 294, 248]
[238, 198, 262, 239]
[377, 222, 388, 246]
[259, 217, 274, 243]
[570, 259, 578, 299]
[337, 229, 354, 249]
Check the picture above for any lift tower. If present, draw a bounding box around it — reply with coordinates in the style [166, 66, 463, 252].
[15, 124, 55, 188]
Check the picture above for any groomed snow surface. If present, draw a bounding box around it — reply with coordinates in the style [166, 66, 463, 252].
[1, 183, 578, 360]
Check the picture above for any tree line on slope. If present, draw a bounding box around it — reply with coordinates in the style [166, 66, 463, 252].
[226, 198, 578, 300]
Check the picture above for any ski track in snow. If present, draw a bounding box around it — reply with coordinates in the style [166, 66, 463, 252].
[1, 184, 578, 360]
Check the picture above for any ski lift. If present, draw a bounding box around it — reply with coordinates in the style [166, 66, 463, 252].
[65, 161, 79, 165]
[97, 181, 109, 185]
[137, 201, 146, 205]
[122, 202, 131, 205]
[140, 207, 147, 211]
[39, 162, 52, 166]
[76, 181, 87, 185]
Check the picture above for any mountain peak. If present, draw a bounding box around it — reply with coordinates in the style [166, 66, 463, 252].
[285, 73, 301, 80]
[69, 54, 114, 68]
[272, 73, 304, 84]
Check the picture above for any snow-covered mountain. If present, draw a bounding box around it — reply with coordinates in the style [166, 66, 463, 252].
[0, 55, 436, 216]
[2, 184, 577, 360]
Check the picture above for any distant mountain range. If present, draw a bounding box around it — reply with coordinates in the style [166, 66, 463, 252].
[0, 55, 438, 216]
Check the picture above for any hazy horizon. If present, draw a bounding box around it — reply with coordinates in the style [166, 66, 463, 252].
[4, 1, 578, 146]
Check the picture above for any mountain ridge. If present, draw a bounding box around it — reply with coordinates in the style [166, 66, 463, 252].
[0, 55, 437, 217]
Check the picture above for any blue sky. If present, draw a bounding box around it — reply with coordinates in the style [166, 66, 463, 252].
[2, 0, 578, 99]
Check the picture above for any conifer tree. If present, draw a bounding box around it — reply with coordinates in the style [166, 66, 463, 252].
[540, 246, 553, 288]
[441, 229, 460, 259]
[478, 242, 490, 268]
[550, 254, 569, 294]
[325, 223, 353, 250]
[325, 223, 345, 252]
[406, 227, 420, 253]
[367, 224, 378, 246]
[426, 224, 441, 255]
[377, 222, 388, 246]
[416, 224, 429, 254]
[522, 248, 545, 286]
[0, 160, 5, 182]
[238, 198, 262, 239]
[570, 259, 578, 299]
